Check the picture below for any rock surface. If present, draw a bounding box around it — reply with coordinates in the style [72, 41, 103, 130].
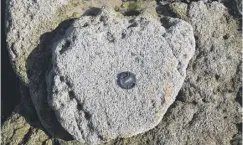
[5, 0, 158, 141]
[5, 0, 155, 84]
[46, 9, 195, 144]
[1, 113, 51, 145]
[103, 2, 242, 145]
[1, 83, 52, 145]
[2, 1, 242, 145]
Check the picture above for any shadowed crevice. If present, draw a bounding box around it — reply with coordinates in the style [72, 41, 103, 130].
[1, 0, 22, 123]
[26, 19, 75, 141]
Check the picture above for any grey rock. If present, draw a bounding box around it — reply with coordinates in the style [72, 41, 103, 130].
[46, 9, 195, 144]
[5, 0, 122, 84]
[1, 112, 51, 145]
[5, 0, 70, 84]
[1, 83, 52, 145]
[4, 0, 241, 145]
[26, 19, 75, 140]
[5, 0, 88, 138]
[4, 0, 156, 142]
[104, 2, 242, 145]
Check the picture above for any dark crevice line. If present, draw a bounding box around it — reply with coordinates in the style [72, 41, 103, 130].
[9, 125, 28, 141]
[42, 138, 51, 145]
[1, 0, 21, 123]
[19, 127, 32, 145]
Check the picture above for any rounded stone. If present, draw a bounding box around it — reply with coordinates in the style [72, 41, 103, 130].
[46, 9, 195, 145]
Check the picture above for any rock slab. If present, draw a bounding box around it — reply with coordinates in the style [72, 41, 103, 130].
[46, 9, 195, 144]
[107, 2, 242, 145]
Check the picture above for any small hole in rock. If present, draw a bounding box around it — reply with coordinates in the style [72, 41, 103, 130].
[100, 16, 108, 24]
[202, 98, 207, 103]
[210, 46, 215, 52]
[83, 7, 102, 16]
[107, 32, 115, 43]
[127, 22, 138, 28]
[60, 40, 71, 54]
[223, 34, 229, 39]
[122, 32, 126, 39]
[72, 35, 76, 41]
[123, 10, 140, 16]
[66, 81, 72, 87]
[98, 135, 104, 140]
[84, 112, 92, 120]
[215, 74, 220, 80]
[60, 76, 65, 81]
[77, 103, 84, 110]
[69, 91, 75, 100]
[83, 23, 89, 27]
[129, 19, 135, 23]
[192, 101, 197, 105]
[152, 101, 156, 107]
[196, 76, 201, 82]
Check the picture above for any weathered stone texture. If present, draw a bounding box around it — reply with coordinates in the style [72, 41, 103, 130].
[46, 9, 195, 144]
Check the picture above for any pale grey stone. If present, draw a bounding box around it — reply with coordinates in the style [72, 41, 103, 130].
[4, 0, 127, 140]
[46, 9, 195, 144]
[5, 0, 81, 138]
[5, 0, 71, 84]
[106, 2, 242, 145]
[3, 0, 242, 145]
[4, 0, 121, 84]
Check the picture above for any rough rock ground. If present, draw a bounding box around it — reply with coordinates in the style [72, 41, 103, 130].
[46, 9, 195, 144]
[1, 113, 51, 145]
[5, 0, 155, 84]
[104, 2, 242, 145]
[2, 1, 242, 145]
[1, 84, 52, 145]
[4, 0, 158, 141]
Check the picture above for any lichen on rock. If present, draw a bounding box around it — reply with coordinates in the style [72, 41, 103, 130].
[1, 113, 51, 145]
